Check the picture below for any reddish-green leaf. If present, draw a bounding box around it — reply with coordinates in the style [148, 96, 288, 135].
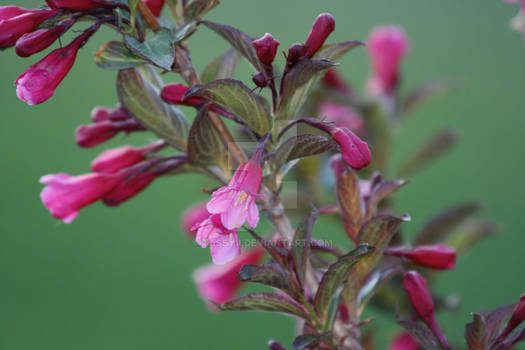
[184, 0, 219, 19]
[335, 168, 363, 241]
[201, 47, 241, 83]
[292, 213, 318, 285]
[314, 40, 364, 61]
[218, 292, 309, 319]
[239, 262, 298, 298]
[398, 319, 442, 350]
[124, 29, 175, 70]
[94, 41, 146, 70]
[274, 134, 338, 170]
[292, 332, 332, 350]
[403, 80, 454, 114]
[364, 175, 409, 220]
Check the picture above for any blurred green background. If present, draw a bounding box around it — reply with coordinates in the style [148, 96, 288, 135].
[1, 0, 525, 349]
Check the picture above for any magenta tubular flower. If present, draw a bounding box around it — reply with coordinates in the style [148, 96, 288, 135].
[367, 26, 410, 97]
[403, 271, 451, 350]
[181, 202, 210, 238]
[331, 127, 371, 170]
[90, 141, 166, 174]
[304, 13, 335, 58]
[388, 332, 419, 350]
[0, 9, 58, 48]
[322, 69, 351, 96]
[207, 160, 263, 230]
[193, 214, 242, 265]
[193, 246, 265, 305]
[385, 244, 456, 270]
[15, 17, 75, 57]
[45, 0, 119, 11]
[318, 102, 365, 135]
[91, 105, 130, 123]
[161, 83, 206, 106]
[75, 119, 144, 148]
[15, 28, 96, 105]
[143, 0, 165, 16]
[40, 172, 122, 223]
[0, 6, 31, 21]
[252, 33, 280, 65]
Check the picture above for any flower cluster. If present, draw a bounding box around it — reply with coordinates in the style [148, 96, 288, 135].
[1, 1, 523, 349]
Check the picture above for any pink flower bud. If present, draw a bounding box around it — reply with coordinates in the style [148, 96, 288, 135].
[367, 26, 410, 96]
[252, 33, 280, 65]
[385, 244, 456, 270]
[161, 83, 206, 106]
[90, 141, 166, 174]
[40, 172, 122, 223]
[304, 13, 335, 58]
[207, 160, 263, 230]
[45, 0, 118, 11]
[15, 28, 97, 105]
[285, 43, 307, 72]
[403, 271, 450, 350]
[91, 106, 111, 123]
[252, 72, 269, 88]
[181, 202, 209, 238]
[0, 6, 31, 21]
[0, 9, 58, 48]
[318, 102, 365, 135]
[15, 17, 76, 57]
[193, 246, 265, 305]
[322, 69, 351, 96]
[388, 332, 419, 350]
[331, 127, 371, 170]
[75, 119, 144, 148]
[143, 0, 165, 17]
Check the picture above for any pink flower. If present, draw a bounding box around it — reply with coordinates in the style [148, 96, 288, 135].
[161, 83, 206, 106]
[0, 8, 58, 48]
[367, 26, 410, 96]
[90, 141, 166, 174]
[45, 0, 119, 11]
[143, 0, 165, 17]
[285, 43, 307, 72]
[304, 13, 335, 58]
[15, 17, 75, 57]
[319, 102, 365, 135]
[252, 33, 280, 65]
[403, 271, 450, 350]
[91, 105, 129, 123]
[322, 69, 351, 96]
[75, 119, 145, 148]
[388, 332, 419, 350]
[331, 127, 371, 170]
[193, 246, 265, 305]
[15, 28, 96, 105]
[207, 160, 263, 230]
[181, 202, 210, 238]
[193, 214, 241, 265]
[385, 244, 456, 270]
[40, 172, 122, 223]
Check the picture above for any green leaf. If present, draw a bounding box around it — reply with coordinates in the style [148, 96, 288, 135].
[238, 262, 298, 298]
[124, 28, 175, 70]
[202, 20, 265, 72]
[184, 0, 219, 19]
[172, 21, 197, 43]
[314, 245, 374, 327]
[94, 41, 147, 70]
[185, 79, 271, 135]
[218, 292, 309, 319]
[343, 215, 410, 317]
[292, 212, 318, 285]
[398, 319, 442, 350]
[201, 48, 241, 83]
[314, 40, 364, 61]
[273, 134, 338, 171]
[292, 333, 333, 350]
[277, 59, 337, 121]
[397, 129, 460, 178]
[117, 67, 189, 151]
[127, 0, 140, 27]
[414, 202, 481, 245]
[335, 168, 363, 241]
[187, 105, 230, 173]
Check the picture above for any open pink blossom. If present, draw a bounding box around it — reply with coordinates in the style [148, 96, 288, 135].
[388, 332, 419, 350]
[90, 141, 166, 174]
[15, 28, 96, 105]
[319, 102, 365, 135]
[181, 202, 209, 238]
[385, 244, 456, 270]
[193, 214, 241, 265]
[0, 8, 58, 48]
[367, 26, 409, 97]
[40, 172, 122, 223]
[207, 160, 263, 230]
[193, 246, 265, 305]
